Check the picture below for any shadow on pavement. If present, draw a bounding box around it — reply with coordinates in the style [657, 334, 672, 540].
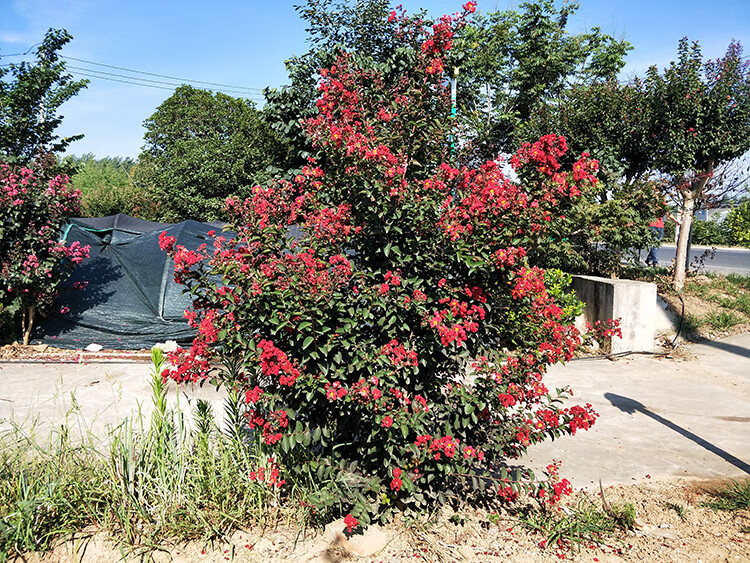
[605, 393, 750, 475]
[696, 339, 750, 360]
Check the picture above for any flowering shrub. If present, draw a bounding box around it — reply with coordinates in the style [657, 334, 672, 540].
[0, 157, 90, 344]
[161, 5, 600, 525]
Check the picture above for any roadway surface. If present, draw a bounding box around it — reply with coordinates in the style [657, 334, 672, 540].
[642, 244, 750, 275]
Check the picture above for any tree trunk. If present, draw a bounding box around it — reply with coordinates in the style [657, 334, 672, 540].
[22, 306, 36, 346]
[673, 163, 714, 291]
[673, 195, 695, 291]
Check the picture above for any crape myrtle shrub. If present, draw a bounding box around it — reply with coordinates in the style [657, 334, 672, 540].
[160, 4, 599, 525]
[0, 155, 90, 343]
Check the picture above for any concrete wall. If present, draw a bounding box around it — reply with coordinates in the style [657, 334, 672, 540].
[571, 275, 657, 353]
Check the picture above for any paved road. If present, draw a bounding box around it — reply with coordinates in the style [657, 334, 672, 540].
[649, 244, 750, 275]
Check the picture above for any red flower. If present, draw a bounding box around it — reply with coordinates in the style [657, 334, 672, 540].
[344, 513, 358, 533]
[381, 415, 394, 428]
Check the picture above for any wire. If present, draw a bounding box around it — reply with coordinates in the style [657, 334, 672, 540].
[62, 55, 266, 93]
[68, 68, 266, 101]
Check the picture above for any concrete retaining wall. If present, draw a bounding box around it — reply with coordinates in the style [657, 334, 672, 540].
[571, 275, 657, 353]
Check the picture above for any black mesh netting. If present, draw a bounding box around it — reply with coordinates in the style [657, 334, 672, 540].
[32, 214, 225, 350]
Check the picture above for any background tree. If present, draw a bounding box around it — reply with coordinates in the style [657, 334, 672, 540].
[67, 154, 160, 218]
[0, 29, 88, 165]
[645, 39, 750, 289]
[454, 0, 631, 163]
[136, 85, 289, 222]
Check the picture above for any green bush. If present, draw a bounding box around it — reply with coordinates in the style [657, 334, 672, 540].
[726, 201, 750, 247]
[691, 217, 731, 246]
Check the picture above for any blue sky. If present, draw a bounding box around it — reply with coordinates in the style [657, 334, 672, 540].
[1, 0, 748, 159]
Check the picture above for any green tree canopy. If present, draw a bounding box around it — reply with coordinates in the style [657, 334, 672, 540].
[454, 0, 631, 162]
[137, 85, 289, 222]
[0, 29, 88, 164]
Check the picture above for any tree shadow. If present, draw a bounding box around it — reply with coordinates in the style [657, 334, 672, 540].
[605, 393, 750, 475]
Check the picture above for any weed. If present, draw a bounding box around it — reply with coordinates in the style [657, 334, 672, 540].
[666, 502, 688, 521]
[607, 501, 637, 530]
[701, 479, 750, 511]
[517, 498, 618, 552]
[704, 310, 744, 330]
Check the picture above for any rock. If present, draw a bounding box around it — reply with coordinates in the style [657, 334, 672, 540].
[324, 519, 391, 558]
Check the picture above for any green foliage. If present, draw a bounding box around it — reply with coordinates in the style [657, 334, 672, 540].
[691, 217, 731, 246]
[67, 154, 161, 218]
[455, 0, 631, 161]
[726, 200, 750, 247]
[137, 85, 289, 222]
[0, 29, 88, 165]
[528, 180, 667, 276]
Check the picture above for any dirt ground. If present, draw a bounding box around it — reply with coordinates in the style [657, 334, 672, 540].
[12, 478, 748, 563]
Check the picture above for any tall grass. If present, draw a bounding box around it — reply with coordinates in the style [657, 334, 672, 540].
[0, 349, 280, 561]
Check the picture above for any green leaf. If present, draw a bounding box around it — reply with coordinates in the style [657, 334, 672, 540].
[302, 336, 314, 350]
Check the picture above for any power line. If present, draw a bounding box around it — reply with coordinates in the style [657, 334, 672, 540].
[66, 65, 266, 100]
[62, 55, 266, 93]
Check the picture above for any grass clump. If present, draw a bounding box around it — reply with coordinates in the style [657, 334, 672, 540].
[0, 349, 281, 561]
[701, 479, 750, 512]
[704, 310, 744, 330]
[516, 495, 634, 552]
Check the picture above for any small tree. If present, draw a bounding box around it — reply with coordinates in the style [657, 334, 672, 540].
[645, 39, 750, 289]
[0, 157, 89, 344]
[0, 29, 88, 165]
[161, 6, 599, 524]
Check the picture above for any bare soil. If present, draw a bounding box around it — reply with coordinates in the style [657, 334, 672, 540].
[14, 479, 750, 563]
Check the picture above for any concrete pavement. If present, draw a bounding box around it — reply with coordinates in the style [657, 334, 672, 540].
[1, 333, 749, 489]
[522, 332, 750, 488]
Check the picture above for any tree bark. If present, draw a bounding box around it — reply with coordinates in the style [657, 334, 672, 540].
[673, 194, 695, 291]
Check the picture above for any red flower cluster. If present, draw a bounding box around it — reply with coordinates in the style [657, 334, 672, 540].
[258, 339, 301, 386]
[381, 339, 418, 368]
